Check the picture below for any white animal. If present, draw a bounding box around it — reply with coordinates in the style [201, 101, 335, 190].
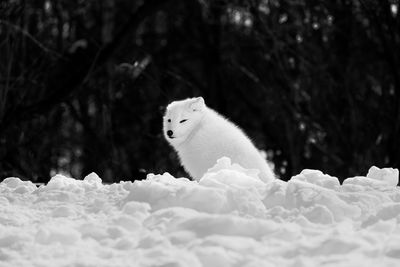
[163, 97, 275, 182]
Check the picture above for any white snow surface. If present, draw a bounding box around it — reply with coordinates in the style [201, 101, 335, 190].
[1, 157, 400, 266]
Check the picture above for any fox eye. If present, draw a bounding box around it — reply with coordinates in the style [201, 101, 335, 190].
[179, 119, 187, 123]
[167, 119, 171, 122]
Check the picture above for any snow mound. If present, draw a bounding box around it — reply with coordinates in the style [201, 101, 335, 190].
[0, 159, 400, 266]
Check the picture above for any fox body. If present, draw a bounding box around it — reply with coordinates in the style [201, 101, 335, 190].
[163, 97, 275, 182]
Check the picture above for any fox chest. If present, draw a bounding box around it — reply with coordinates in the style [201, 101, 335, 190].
[177, 136, 235, 178]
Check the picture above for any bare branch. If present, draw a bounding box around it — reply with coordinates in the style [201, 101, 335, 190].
[0, 19, 64, 59]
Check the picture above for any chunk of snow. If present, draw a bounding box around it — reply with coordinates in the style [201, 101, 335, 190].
[51, 205, 76, 217]
[83, 172, 102, 184]
[292, 169, 340, 189]
[205, 157, 262, 181]
[343, 166, 399, 189]
[122, 201, 151, 219]
[376, 203, 400, 221]
[367, 166, 399, 186]
[302, 205, 334, 224]
[200, 169, 265, 190]
[385, 237, 400, 258]
[45, 174, 81, 191]
[286, 180, 361, 221]
[2, 177, 24, 188]
[124, 173, 228, 213]
[343, 176, 389, 188]
[35, 225, 80, 245]
[263, 179, 287, 208]
[1, 160, 400, 266]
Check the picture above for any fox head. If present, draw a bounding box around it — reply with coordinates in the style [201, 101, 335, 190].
[163, 97, 205, 146]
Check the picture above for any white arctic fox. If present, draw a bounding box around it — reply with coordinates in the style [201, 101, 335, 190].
[163, 97, 275, 182]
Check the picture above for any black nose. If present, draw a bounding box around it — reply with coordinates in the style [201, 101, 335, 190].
[167, 130, 173, 137]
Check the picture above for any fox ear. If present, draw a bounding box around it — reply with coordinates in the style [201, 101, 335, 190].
[189, 97, 205, 111]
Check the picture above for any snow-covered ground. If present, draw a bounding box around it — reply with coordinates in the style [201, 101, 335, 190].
[1, 157, 400, 267]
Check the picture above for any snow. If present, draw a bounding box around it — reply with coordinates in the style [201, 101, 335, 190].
[1, 157, 400, 266]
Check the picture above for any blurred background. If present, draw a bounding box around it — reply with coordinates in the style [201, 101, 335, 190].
[0, 0, 399, 183]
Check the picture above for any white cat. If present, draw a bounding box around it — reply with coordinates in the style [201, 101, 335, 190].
[163, 97, 275, 182]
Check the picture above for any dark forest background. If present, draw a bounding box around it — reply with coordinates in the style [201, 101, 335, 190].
[1, 0, 399, 183]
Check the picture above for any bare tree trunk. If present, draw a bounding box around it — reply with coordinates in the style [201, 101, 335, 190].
[203, 0, 226, 112]
[102, 0, 115, 181]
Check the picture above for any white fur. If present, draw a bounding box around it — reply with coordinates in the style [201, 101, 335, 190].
[163, 97, 275, 182]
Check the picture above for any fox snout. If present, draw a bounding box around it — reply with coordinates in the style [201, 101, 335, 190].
[167, 130, 174, 138]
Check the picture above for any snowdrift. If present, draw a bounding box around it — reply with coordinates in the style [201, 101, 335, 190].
[1, 157, 400, 267]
